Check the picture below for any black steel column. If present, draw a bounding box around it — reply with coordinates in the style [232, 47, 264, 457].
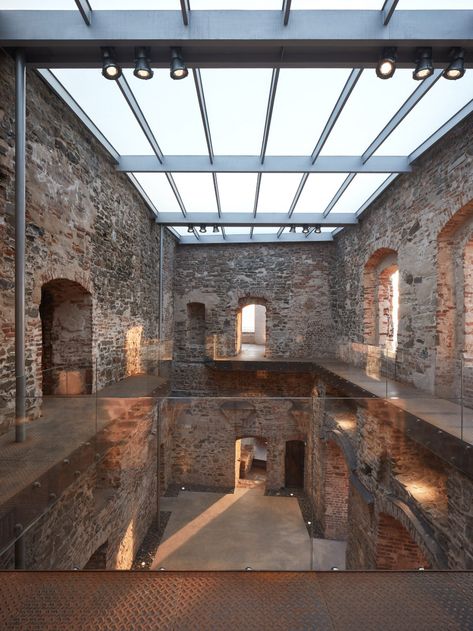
[15, 50, 26, 443]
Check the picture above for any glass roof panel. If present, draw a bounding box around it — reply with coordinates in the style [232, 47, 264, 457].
[252, 227, 282, 235]
[134, 173, 182, 212]
[375, 74, 473, 157]
[92, 1, 177, 7]
[320, 69, 417, 156]
[266, 69, 352, 156]
[329, 173, 392, 214]
[191, 1, 281, 8]
[201, 69, 272, 155]
[0, 1, 77, 7]
[257, 174, 302, 213]
[396, 1, 472, 8]
[217, 174, 258, 213]
[171, 226, 190, 237]
[292, 173, 349, 214]
[223, 227, 251, 235]
[51, 70, 153, 155]
[123, 69, 207, 155]
[171, 173, 217, 213]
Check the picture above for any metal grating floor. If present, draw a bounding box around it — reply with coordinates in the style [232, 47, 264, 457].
[0, 571, 472, 631]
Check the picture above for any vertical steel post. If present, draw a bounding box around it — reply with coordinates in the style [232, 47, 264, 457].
[15, 50, 26, 443]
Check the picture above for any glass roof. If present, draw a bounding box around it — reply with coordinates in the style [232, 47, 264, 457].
[12, 1, 471, 243]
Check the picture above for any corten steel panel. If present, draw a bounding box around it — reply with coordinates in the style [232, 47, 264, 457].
[0, 571, 472, 631]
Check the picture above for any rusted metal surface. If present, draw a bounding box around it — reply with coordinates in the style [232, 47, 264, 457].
[0, 570, 472, 630]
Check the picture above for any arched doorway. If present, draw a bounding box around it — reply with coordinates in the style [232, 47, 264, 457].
[285, 440, 305, 488]
[237, 299, 267, 359]
[40, 279, 92, 395]
[235, 437, 267, 489]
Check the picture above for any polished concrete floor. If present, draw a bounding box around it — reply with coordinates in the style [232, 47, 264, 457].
[153, 488, 346, 571]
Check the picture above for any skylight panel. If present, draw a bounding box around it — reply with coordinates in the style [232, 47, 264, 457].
[222, 227, 251, 235]
[201, 69, 272, 155]
[375, 74, 473, 158]
[217, 174, 258, 213]
[134, 174, 182, 212]
[190, 1, 281, 8]
[320, 70, 417, 156]
[171, 173, 217, 213]
[396, 0, 472, 8]
[293, 173, 349, 214]
[257, 174, 302, 213]
[266, 69, 352, 156]
[51, 70, 153, 156]
[329, 173, 392, 214]
[252, 227, 281, 235]
[123, 69, 207, 156]
[0, 1, 77, 7]
[91, 1, 177, 8]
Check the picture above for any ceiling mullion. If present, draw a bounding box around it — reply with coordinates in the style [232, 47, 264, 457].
[311, 68, 363, 164]
[180, 0, 191, 26]
[74, 0, 92, 26]
[287, 172, 309, 218]
[260, 68, 280, 164]
[253, 173, 262, 219]
[322, 173, 356, 218]
[282, 0, 292, 26]
[382, 0, 400, 26]
[361, 70, 442, 163]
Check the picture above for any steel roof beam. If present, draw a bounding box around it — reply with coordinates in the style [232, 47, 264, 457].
[361, 71, 441, 164]
[74, 0, 92, 27]
[260, 68, 280, 164]
[322, 173, 356, 218]
[180, 0, 191, 27]
[155, 212, 357, 227]
[193, 68, 214, 162]
[382, 0, 400, 26]
[179, 232, 333, 245]
[282, 0, 292, 27]
[118, 155, 410, 173]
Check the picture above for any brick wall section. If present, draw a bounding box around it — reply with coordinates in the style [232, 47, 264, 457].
[0, 51, 177, 432]
[173, 242, 336, 364]
[323, 440, 349, 540]
[375, 512, 430, 570]
[333, 113, 473, 396]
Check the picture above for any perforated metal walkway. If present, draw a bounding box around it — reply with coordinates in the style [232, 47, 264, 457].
[0, 571, 472, 631]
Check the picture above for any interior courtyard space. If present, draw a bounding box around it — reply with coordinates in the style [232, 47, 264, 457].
[1, 1, 473, 629]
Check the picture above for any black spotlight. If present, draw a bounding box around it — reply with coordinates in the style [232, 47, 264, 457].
[199, 225, 207, 233]
[187, 224, 194, 233]
[212, 225, 219, 233]
[314, 224, 322, 234]
[101, 47, 121, 80]
[170, 48, 188, 80]
[134, 47, 153, 80]
[376, 47, 397, 79]
[289, 226, 296, 233]
[302, 225, 309, 234]
[444, 47, 465, 81]
[413, 48, 434, 81]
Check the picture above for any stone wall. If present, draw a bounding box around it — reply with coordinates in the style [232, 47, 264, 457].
[332, 112, 473, 399]
[0, 51, 177, 432]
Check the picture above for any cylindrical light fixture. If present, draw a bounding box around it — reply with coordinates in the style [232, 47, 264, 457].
[187, 224, 194, 233]
[170, 48, 188, 80]
[199, 225, 207, 233]
[134, 47, 153, 80]
[302, 225, 309, 234]
[443, 48, 465, 80]
[213, 225, 219, 233]
[413, 48, 434, 81]
[376, 47, 397, 79]
[289, 226, 296, 233]
[314, 225, 322, 234]
[101, 47, 122, 80]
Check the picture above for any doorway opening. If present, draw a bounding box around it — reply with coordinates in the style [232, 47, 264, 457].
[238, 302, 266, 359]
[285, 440, 305, 488]
[235, 437, 267, 490]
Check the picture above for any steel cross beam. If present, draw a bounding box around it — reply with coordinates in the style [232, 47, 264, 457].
[117, 156, 410, 174]
[180, 0, 191, 26]
[116, 75, 187, 217]
[2, 11, 473, 69]
[179, 232, 334, 245]
[154, 212, 357, 227]
[74, 0, 92, 27]
[282, 0, 292, 26]
[260, 68, 280, 164]
[382, 0, 400, 26]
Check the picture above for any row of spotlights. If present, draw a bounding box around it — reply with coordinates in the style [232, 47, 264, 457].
[102, 47, 188, 81]
[185, 225, 323, 235]
[376, 47, 466, 81]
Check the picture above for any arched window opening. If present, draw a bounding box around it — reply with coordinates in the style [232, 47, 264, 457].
[363, 249, 399, 352]
[237, 300, 266, 359]
[375, 513, 430, 570]
[40, 279, 92, 395]
[235, 437, 267, 490]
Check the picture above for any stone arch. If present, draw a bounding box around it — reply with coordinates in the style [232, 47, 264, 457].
[436, 201, 473, 402]
[375, 495, 441, 569]
[363, 248, 399, 350]
[236, 296, 268, 355]
[323, 439, 350, 540]
[39, 278, 93, 395]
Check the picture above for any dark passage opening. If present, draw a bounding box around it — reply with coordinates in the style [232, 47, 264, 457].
[285, 440, 305, 488]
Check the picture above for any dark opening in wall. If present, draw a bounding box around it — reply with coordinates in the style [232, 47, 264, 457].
[285, 440, 305, 488]
[39, 279, 93, 395]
